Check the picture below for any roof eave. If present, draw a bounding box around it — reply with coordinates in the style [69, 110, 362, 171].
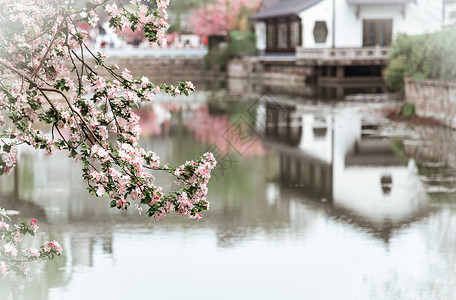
[346, 0, 414, 5]
[250, 13, 300, 21]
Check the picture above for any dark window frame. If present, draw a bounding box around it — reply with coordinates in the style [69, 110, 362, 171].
[313, 21, 329, 44]
[265, 16, 302, 53]
[362, 19, 393, 47]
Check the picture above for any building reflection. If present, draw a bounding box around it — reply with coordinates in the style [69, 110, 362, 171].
[0, 85, 445, 295]
[0, 92, 433, 252]
[260, 100, 430, 242]
[0, 148, 116, 292]
[227, 77, 387, 101]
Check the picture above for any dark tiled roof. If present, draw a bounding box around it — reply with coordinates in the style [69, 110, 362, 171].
[347, 0, 414, 4]
[251, 0, 323, 20]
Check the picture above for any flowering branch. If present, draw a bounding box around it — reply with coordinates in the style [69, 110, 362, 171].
[0, 0, 217, 276]
[0, 209, 63, 277]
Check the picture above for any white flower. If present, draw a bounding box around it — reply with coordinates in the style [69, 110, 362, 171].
[25, 247, 40, 259]
[4, 243, 17, 258]
[0, 261, 7, 277]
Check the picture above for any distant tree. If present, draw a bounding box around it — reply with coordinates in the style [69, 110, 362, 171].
[167, 0, 211, 33]
[188, 0, 261, 38]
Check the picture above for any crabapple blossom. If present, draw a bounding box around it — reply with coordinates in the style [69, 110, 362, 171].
[25, 248, 40, 260]
[0, 0, 213, 220]
[4, 243, 18, 259]
[0, 213, 61, 277]
[0, 0, 216, 277]
[42, 241, 63, 254]
[0, 261, 7, 277]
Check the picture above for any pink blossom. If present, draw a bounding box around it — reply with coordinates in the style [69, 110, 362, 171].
[0, 0, 215, 229]
[186, 81, 195, 91]
[25, 248, 40, 260]
[13, 229, 21, 243]
[121, 69, 134, 82]
[96, 184, 106, 197]
[144, 91, 155, 102]
[4, 243, 18, 258]
[116, 198, 128, 209]
[43, 241, 63, 254]
[140, 76, 150, 87]
[21, 262, 30, 276]
[89, 169, 101, 181]
[134, 204, 143, 215]
[87, 10, 99, 27]
[0, 261, 7, 277]
[0, 221, 10, 231]
[125, 90, 139, 102]
[91, 144, 110, 159]
[150, 187, 163, 205]
[105, 3, 119, 17]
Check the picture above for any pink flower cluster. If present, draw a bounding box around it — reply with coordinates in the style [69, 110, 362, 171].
[0, 147, 18, 175]
[0, 1, 214, 222]
[0, 0, 217, 279]
[42, 241, 63, 255]
[0, 215, 63, 277]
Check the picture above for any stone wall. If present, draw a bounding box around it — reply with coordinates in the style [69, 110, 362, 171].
[85, 57, 221, 83]
[227, 58, 314, 83]
[403, 125, 456, 168]
[405, 78, 456, 128]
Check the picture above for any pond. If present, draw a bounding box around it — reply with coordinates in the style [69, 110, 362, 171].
[1, 80, 456, 300]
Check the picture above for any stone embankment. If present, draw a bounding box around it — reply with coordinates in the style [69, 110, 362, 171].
[91, 56, 219, 82]
[227, 57, 313, 83]
[405, 78, 456, 129]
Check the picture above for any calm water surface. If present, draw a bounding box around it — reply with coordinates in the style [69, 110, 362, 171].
[1, 83, 456, 300]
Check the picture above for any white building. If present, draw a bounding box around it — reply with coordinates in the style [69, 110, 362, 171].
[443, 0, 456, 28]
[251, 0, 443, 54]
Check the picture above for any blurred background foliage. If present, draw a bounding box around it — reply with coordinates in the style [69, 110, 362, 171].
[384, 30, 456, 92]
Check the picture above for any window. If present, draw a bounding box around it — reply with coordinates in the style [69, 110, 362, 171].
[313, 21, 328, 44]
[290, 20, 300, 47]
[363, 19, 392, 46]
[278, 22, 288, 49]
[267, 23, 276, 49]
[265, 17, 301, 52]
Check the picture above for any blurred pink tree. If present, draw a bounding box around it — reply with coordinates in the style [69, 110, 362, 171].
[189, 0, 261, 38]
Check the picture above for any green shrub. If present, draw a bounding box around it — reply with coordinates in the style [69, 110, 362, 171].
[229, 31, 257, 57]
[400, 103, 415, 117]
[384, 55, 407, 92]
[204, 31, 257, 72]
[385, 30, 456, 92]
[204, 43, 231, 72]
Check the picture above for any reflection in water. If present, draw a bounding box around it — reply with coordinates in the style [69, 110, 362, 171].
[261, 101, 430, 242]
[227, 77, 387, 101]
[1, 83, 456, 299]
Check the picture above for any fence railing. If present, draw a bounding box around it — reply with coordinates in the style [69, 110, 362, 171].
[296, 46, 390, 61]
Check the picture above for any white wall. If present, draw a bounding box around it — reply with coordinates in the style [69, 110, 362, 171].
[254, 21, 267, 52]
[333, 162, 428, 224]
[395, 0, 442, 35]
[334, 0, 362, 47]
[443, 3, 456, 27]
[298, 114, 333, 163]
[357, 1, 442, 39]
[331, 113, 428, 223]
[300, 0, 334, 48]
[299, 0, 442, 48]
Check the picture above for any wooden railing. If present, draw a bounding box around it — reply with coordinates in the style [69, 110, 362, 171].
[296, 46, 390, 61]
